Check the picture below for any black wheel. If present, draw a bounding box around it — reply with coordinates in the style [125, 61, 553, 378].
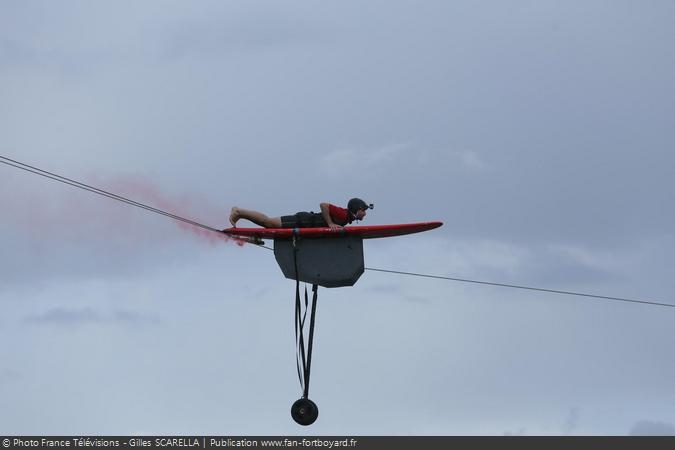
[291, 398, 319, 425]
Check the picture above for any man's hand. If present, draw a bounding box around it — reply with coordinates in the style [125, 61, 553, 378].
[328, 223, 343, 231]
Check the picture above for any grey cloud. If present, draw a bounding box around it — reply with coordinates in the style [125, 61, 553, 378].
[503, 407, 582, 436]
[629, 420, 675, 436]
[112, 310, 161, 326]
[24, 307, 160, 327]
[364, 283, 403, 295]
[159, 15, 331, 60]
[0, 38, 37, 66]
[0, 235, 188, 292]
[0, 369, 22, 384]
[563, 407, 580, 435]
[24, 307, 102, 325]
[403, 295, 432, 304]
[503, 428, 526, 436]
[516, 246, 619, 287]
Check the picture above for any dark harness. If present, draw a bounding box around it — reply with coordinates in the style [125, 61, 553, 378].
[282, 210, 354, 228]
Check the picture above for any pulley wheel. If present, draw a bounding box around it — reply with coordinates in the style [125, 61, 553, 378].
[291, 398, 319, 425]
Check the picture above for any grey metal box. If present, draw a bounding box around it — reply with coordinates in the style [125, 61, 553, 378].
[274, 237, 364, 288]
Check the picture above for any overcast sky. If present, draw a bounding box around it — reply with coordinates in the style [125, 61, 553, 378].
[1, 0, 675, 436]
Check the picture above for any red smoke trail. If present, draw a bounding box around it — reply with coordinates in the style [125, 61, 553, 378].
[94, 174, 246, 247]
[1, 169, 249, 247]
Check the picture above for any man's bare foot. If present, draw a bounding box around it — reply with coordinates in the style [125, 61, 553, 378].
[229, 207, 240, 227]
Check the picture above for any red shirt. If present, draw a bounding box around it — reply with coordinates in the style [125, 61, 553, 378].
[328, 204, 351, 226]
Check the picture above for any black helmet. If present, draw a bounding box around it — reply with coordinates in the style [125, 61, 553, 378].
[347, 198, 373, 215]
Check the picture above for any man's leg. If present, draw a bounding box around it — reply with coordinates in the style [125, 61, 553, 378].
[230, 207, 282, 228]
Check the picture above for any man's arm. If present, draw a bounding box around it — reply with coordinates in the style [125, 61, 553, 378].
[320, 203, 342, 230]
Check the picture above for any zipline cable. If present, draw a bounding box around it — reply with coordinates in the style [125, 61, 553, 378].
[255, 238, 675, 309]
[0, 155, 222, 233]
[2, 154, 672, 308]
[1, 155, 278, 249]
[363, 267, 675, 309]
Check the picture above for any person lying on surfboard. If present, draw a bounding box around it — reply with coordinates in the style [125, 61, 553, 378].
[229, 198, 373, 231]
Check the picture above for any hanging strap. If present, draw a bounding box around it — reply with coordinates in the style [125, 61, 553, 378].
[293, 238, 306, 391]
[292, 237, 319, 398]
[304, 283, 319, 399]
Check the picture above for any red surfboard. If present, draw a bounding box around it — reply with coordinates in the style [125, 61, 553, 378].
[221, 221, 443, 240]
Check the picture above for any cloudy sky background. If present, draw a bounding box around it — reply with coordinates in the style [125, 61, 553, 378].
[2, 0, 675, 435]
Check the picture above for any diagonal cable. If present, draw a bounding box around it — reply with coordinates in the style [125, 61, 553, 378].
[364, 267, 675, 309]
[1, 155, 221, 232]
